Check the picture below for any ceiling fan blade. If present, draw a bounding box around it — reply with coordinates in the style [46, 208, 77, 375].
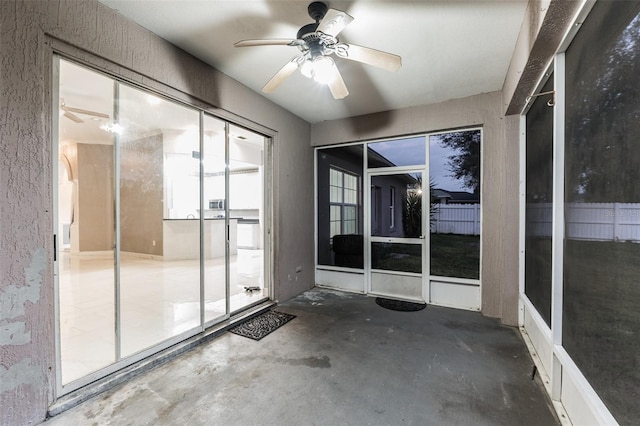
[235, 39, 301, 47]
[317, 9, 354, 37]
[63, 111, 84, 123]
[327, 62, 349, 100]
[63, 106, 110, 119]
[262, 59, 299, 93]
[336, 43, 402, 72]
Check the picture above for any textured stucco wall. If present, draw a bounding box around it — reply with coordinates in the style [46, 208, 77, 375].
[311, 91, 513, 321]
[0, 1, 312, 424]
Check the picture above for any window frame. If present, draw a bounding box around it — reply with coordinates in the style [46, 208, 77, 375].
[329, 166, 360, 239]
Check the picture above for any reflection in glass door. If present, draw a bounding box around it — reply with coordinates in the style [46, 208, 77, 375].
[368, 171, 426, 301]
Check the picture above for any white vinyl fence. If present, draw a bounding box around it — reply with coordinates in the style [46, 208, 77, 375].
[432, 203, 640, 242]
[526, 203, 640, 242]
[431, 204, 480, 235]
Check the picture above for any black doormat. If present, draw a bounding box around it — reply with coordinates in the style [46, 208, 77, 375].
[375, 297, 427, 312]
[229, 310, 296, 340]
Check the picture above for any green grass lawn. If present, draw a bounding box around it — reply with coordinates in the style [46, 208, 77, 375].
[370, 234, 481, 277]
[430, 233, 480, 279]
[562, 239, 640, 425]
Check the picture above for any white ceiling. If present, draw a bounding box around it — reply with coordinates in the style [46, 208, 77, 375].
[98, 0, 528, 123]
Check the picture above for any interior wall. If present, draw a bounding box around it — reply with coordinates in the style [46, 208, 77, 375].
[120, 134, 164, 256]
[0, 1, 312, 424]
[311, 91, 515, 323]
[76, 143, 115, 253]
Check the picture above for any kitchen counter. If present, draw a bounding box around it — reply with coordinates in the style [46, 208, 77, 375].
[162, 218, 237, 260]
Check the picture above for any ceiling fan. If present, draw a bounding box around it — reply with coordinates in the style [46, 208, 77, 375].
[60, 98, 110, 123]
[234, 1, 402, 99]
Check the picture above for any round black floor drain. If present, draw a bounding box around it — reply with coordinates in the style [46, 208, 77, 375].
[375, 297, 427, 312]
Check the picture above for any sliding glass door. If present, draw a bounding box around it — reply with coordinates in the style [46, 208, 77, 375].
[55, 57, 270, 391]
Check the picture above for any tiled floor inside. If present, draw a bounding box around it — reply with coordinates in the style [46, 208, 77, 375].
[59, 249, 265, 383]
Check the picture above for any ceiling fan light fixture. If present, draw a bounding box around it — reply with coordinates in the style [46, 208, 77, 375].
[299, 58, 314, 79]
[100, 122, 124, 134]
[235, 1, 400, 99]
[312, 56, 335, 84]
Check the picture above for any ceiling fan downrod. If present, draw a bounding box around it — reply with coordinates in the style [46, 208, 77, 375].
[308, 1, 328, 22]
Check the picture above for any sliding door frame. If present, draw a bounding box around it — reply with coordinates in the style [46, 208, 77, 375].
[52, 53, 274, 397]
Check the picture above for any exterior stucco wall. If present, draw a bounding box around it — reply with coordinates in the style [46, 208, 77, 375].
[311, 91, 515, 323]
[0, 1, 312, 424]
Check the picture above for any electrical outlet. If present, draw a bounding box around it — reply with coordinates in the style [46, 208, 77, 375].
[152, 240, 156, 246]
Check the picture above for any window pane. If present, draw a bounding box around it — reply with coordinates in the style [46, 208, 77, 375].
[330, 222, 340, 239]
[344, 173, 357, 190]
[525, 75, 554, 327]
[344, 188, 357, 205]
[564, 2, 640, 424]
[330, 205, 341, 221]
[330, 186, 342, 203]
[344, 206, 356, 221]
[371, 242, 421, 273]
[317, 146, 364, 268]
[330, 168, 341, 186]
[429, 131, 481, 279]
[343, 220, 356, 235]
[368, 137, 426, 167]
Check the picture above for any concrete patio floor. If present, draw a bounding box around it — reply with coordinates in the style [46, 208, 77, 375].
[45, 288, 559, 425]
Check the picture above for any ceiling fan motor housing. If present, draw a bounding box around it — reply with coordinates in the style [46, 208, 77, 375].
[297, 22, 319, 40]
[298, 2, 335, 60]
[308, 1, 328, 22]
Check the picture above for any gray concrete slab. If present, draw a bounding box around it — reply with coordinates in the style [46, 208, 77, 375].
[45, 288, 559, 425]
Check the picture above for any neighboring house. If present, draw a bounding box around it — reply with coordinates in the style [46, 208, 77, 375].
[432, 188, 479, 204]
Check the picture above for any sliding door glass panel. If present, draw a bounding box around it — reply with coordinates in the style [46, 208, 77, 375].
[203, 115, 227, 322]
[118, 85, 201, 357]
[317, 146, 364, 268]
[228, 124, 267, 312]
[368, 137, 426, 168]
[58, 59, 116, 384]
[525, 75, 554, 327]
[564, 2, 640, 424]
[429, 131, 481, 280]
